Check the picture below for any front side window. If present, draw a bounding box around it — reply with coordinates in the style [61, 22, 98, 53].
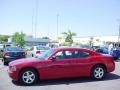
[55, 51, 64, 59]
[54, 50, 73, 59]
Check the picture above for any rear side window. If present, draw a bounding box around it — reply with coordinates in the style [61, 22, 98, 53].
[73, 50, 90, 58]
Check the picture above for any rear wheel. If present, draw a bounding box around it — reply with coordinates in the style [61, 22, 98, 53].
[32, 54, 34, 57]
[91, 65, 106, 80]
[19, 68, 38, 85]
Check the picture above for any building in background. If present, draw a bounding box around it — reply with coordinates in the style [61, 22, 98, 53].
[24, 37, 50, 46]
[8, 37, 50, 46]
[73, 35, 119, 47]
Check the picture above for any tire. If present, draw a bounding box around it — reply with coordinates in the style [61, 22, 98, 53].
[91, 65, 106, 80]
[19, 68, 38, 85]
[3, 61, 7, 65]
[3, 59, 8, 66]
[32, 54, 34, 57]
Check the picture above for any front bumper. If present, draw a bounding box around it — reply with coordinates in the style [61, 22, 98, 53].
[8, 69, 19, 81]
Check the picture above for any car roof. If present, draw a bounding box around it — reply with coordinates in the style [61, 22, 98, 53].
[55, 47, 91, 51]
[53, 47, 101, 56]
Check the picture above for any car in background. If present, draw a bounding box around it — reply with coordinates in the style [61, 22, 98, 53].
[95, 47, 109, 54]
[27, 46, 50, 57]
[2, 46, 26, 65]
[111, 48, 120, 60]
[0, 44, 13, 51]
[8, 47, 115, 85]
[0, 44, 4, 50]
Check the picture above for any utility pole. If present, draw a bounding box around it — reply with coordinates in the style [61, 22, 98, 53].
[56, 13, 59, 39]
[32, 9, 34, 38]
[117, 19, 120, 47]
[35, 0, 38, 38]
[118, 23, 120, 43]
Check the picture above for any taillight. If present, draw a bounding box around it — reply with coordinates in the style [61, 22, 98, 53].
[3, 52, 9, 57]
[36, 51, 40, 54]
[22, 52, 26, 56]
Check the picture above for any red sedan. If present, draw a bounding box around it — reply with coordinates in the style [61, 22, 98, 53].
[8, 47, 115, 85]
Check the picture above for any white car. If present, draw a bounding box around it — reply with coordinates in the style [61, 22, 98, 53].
[28, 46, 50, 57]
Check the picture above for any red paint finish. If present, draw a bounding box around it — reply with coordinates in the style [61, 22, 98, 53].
[8, 47, 115, 81]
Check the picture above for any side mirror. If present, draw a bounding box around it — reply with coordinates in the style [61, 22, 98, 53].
[50, 56, 56, 61]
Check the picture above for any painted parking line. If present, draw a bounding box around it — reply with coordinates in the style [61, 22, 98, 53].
[0, 66, 5, 70]
[0, 62, 5, 70]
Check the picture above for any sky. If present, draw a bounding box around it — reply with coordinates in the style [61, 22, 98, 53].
[0, 0, 120, 39]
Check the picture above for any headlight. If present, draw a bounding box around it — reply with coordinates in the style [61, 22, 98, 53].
[9, 66, 16, 71]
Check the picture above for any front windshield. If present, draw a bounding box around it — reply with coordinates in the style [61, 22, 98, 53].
[35, 48, 55, 60]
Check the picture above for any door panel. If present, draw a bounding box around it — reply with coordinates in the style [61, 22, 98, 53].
[39, 50, 93, 80]
[39, 59, 71, 80]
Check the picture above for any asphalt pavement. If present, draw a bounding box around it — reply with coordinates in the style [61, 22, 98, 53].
[0, 60, 120, 90]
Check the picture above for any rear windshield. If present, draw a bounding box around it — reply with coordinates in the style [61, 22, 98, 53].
[6, 47, 23, 51]
[36, 46, 49, 50]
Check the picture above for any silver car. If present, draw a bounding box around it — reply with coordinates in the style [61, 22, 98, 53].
[27, 46, 50, 57]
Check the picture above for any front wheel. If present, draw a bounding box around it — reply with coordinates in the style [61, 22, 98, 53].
[91, 65, 106, 80]
[32, 54, 34, 57]
[19, 68, 38, 85]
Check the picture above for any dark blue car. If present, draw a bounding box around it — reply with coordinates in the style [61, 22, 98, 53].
[2, 46, 26, 65]
[95, 47, 109, 54]
[111, 49, 120, 60]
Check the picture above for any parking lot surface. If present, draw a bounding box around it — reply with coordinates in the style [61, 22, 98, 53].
[0, 60, 120, 90]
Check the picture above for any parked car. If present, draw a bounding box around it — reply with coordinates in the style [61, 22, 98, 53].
[27, 46, 50, 57]
[8, 47, 115, 85]
[2, 46, 26, 65]
[95, 47, 109, 54]
[111, 48, 120, 60]
[0, 44, 4, 51]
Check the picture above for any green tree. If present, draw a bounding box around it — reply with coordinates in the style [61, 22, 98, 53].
[0, 35, 10, 42]
[62, 30, 76, 46]
[12, 32, 25, 47]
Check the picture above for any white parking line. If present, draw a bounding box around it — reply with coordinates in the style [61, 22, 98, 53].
[0, 67, 5, 70]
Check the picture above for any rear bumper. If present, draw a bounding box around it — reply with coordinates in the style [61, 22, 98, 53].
[4, 56, 25, 63]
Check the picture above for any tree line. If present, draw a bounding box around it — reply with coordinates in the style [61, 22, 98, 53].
[0, 30, 76, 47]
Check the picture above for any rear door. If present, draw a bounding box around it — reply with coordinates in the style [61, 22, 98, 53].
[68, 50, 92, 77]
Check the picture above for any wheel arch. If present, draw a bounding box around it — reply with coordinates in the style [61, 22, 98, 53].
[18, 66, 40, 80]
[91, 63, 107, 73]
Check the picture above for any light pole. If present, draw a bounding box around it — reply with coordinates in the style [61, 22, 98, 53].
[117, 19, 120, 46]
[34, 0, 38, 38]
[57, 13, 59, 39]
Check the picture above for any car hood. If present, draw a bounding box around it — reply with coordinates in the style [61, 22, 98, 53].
[9, 57, 43, 66]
